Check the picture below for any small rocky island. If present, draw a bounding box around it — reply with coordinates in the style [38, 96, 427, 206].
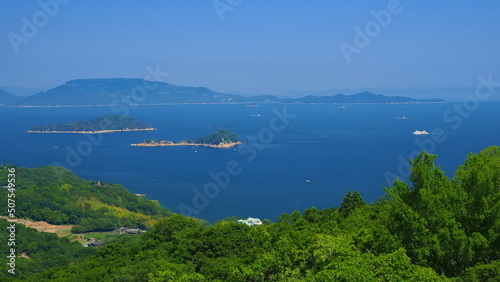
[28, 115, 155, 134]
[131, 129, 241, 148]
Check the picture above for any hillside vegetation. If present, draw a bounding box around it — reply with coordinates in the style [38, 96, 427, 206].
[1, 147, 499, 281]
[29, 115, 153, 132]
[186, 129, 239, 145]
[138, 129, 239, 146]
[0, 219, 96, 278]
[0, 165, 171, 233]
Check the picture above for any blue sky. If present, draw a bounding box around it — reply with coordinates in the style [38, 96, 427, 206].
[1, 1, 499, 97]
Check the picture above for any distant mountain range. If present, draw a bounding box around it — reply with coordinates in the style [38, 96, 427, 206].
[0, 89, 19, 105]
[0, 78, 443, 106]
[0, 85, 48, 97]
[282, 92, 443, 104]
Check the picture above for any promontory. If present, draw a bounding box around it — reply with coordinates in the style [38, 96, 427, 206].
[28, 115, 155, 134]
[131, 129, 241, 148]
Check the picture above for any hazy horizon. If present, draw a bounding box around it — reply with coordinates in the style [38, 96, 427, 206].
[1, 1, 499, 100]
[0, 81, 480, 102]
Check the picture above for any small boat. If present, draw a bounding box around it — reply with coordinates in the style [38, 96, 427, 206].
[413, 130, 429, 135]
[305, 179, 312, 183]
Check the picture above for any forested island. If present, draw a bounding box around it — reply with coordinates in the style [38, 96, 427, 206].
[1, 147, 499, 280]
[131, 129, 241, 148]
[28, 115, 155, 134]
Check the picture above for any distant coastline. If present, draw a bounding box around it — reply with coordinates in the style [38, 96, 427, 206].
[131, 141, 241, 148]
[28, 128, 156, 134]
[2, 101, 446, 108]
[1, 79, 445, 106]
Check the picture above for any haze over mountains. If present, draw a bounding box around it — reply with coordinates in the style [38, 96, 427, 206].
[0, 78, 443, 106]
[286, 87, 479, 101]
[0, 89, 18, 105]
[0, 86, 48, 97]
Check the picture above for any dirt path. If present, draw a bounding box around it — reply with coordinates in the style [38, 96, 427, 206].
[1, 217, 73, 235]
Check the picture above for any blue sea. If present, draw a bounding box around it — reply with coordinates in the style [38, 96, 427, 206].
[1, 103, 499, 222]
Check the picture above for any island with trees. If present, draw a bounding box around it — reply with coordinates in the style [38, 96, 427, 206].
[131, 129, 241, 148]
[28, 115, 156, 134]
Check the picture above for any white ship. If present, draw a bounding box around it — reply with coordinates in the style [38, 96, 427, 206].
[413, 130, 429, 135]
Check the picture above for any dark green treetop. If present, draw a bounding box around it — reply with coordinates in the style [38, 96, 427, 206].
[30, 115, 153, 132]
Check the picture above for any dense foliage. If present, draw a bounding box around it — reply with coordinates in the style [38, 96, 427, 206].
[141, 129, 239, 146]
[1, 146, 499, 281]
[0, 166, 171, 233]
[29, 115, 153, 132]
[139, 139, 174, 145]
[0, 219, 95, 278]
[187, 129, 239, 145]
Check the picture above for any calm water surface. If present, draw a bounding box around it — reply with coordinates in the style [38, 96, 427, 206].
[1, 103, 499, 222]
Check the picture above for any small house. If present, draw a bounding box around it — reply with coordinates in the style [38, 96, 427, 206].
[237, 217, 263, 226]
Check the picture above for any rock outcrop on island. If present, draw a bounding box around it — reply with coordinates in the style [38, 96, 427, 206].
[131, 129, 241, 148]
[28, 115, 155, 134]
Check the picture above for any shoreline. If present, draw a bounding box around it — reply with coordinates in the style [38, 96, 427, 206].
[131, 141, 242, 149]
[2, 101, 447, 108]
[28, 128, 156, 134]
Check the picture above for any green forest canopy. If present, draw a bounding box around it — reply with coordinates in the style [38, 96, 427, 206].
[29, 115, 153, 132]
[0, 166, 171, 233]
[142, 129, 239, 145]
[1, 146, 499, 281]
[187, 129, 239, 144]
